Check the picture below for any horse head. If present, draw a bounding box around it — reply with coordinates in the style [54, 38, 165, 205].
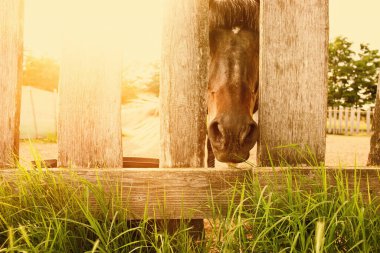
[207, 0, 259, 163]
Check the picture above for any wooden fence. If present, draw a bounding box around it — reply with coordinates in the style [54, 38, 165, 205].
[0, 0, 379, 220]
[327, 107, 374, 135]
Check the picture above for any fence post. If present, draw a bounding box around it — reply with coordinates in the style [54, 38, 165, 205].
[161, 0, 208, 236]
[366, 108, 371, 134]
[0, 0, 24, 168]
[368, 74, 380, 165]
[258, 0, 328, 165]
[58, 2, 123, 168]
[160, 0, 208, 168]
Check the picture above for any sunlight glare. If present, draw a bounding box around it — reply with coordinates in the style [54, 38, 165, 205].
[62, 0, 125, 53]
[25, 0, 163, 63]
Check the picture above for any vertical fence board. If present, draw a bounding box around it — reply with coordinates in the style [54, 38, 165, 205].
[344, 107, 349, 135]
[258, 0, 328, 165]
[368, 76, 380, 165]
[0, 0, 23, 168]
[58, 2, 123, 168]
[356, 108, 361, 134]
[333, 107, 337, 134]
[328, 107, 332, 134]
[338, 107, 343, 134]
[366, 109, 371, 134]
[160, 0, 208, 168]
[328, 107, 373, 135]
[350, 107, 355, 135]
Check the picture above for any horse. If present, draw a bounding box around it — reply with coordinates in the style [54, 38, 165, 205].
[207, 0, 260, 165]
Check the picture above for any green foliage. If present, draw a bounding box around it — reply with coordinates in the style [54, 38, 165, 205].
[143, 62, 160, 96]
[23, 55, 60, 91]
[329, 37, 380, 108]
[121, 82, 140, 104]
[22, 55, 160, 104]
[121, 62, 160, 104]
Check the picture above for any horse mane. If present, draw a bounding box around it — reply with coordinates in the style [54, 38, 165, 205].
[209, 0, 259, 31]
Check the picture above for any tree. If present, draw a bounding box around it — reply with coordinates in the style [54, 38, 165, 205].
[354, 44, 380, 105]
[22, 55, 159, 104]
[328, 37, 355, 107]
[328, 37, 380, 108]
[367, 76, 380, 165]
[121, 62, 159, 104]
[23, 55, 60, 91]
[143, 62, 160, 96]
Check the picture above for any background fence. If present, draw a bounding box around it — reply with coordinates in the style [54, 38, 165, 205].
[327, 107, 374, 135]
[20, 92, 374, 139]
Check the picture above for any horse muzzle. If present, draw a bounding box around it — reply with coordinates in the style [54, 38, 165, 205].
[208, 114, 258, 163]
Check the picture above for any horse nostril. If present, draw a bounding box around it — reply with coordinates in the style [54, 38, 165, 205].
[209, 120, 225, 146]
[240, 122, 257, 146]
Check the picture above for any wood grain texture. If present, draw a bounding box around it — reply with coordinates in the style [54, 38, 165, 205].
[160, 0, 209, 167]
[368, 76, 380, 165]
[58, 5, 123, 168]
[0, 0, 23, 168]
[0, 167, 250, 219]
[1, 167, 379, 219]
[258, 0, 329, 166]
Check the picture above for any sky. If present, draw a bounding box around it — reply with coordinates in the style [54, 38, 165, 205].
[329, 0, 380, 51]
[24, 0, 380, 64]
[24, 0, 164, 62]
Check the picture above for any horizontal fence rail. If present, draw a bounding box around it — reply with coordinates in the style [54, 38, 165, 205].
[1, 167, 379, 219]
[327, 107, 374, 135]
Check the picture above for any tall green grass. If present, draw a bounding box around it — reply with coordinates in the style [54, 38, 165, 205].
[0, 159, 379, 252]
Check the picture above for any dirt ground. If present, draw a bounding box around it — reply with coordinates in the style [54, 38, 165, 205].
[19, 134, 370, 167]
[325, 134, 370, 166]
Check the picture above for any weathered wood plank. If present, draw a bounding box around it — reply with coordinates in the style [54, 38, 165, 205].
[333, 107, 338, 134]
[0, 167, 379, 219]
[328, 107, 332, 134]
[258, 0, 328, 165]
[58, 2, 123, 168]
[345, 107, 349, 135]
[160, 0, 208, 168]
[0, 0, 24, 168]
[350, 107, 355, 135]
[356, 108, 361, 134]
[368, 75, 380, 165]
[0, 167, 250, 219]
[339, 107, 343, 134]
[366, 108, 372, 135]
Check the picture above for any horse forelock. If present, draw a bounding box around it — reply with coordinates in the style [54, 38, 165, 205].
[209, 0, 259, 31]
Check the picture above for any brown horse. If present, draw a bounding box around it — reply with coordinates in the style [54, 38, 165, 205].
[207, 0, 260, 164]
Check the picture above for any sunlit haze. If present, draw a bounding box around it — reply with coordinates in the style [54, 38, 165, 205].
[25, 0, 380, 63]
[25, 0, 163, 63]
[329, 0, 380, 51]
